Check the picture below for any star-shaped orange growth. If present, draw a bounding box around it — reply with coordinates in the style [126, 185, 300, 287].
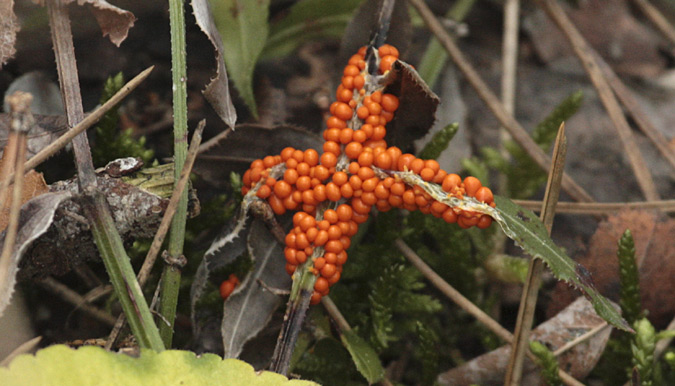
[238, 45, 495, 304]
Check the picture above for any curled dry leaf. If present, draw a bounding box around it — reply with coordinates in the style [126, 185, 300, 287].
[548, 210, 675, 329]
[31, 0, 135, 47]
[437, 297, 612, 385]
[0, 191, 72, 318]
[382, 60, 440, 152]
[0, 0, 20, 69]
[191, 0, 237, 128]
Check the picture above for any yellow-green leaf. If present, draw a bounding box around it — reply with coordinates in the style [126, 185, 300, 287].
[0, 345, 319, 386]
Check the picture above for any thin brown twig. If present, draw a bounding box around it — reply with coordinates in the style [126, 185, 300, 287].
[394, 238, 583, 386]
[321, 295, 351, 332]
[631, 0, 675, 46]
[0, 92, 33, 316]
[106, 120, 205, 347]
[38, 277, 117, 326]
[538, 0, 660, 201]
[197, 126, 233, 155]
[47, 0, 95, 189]
[553, 321, 609, 357]
[0, 336, 42, 367]
[591, 50, 675, 175]
[513, 198, 675, 214]
[0, 67, 154, 198]
[406, 0, 594, 204]
[505, 123, 567, 385]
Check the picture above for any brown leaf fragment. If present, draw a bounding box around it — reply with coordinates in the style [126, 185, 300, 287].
[0, 0, 20, 70]
[548, 210, 675, 329]
[382, 60, 440, 152]
[31, 0, 135, 47]
[437, 297, 612, 385]
[191, 0, 237, 128]
[0, 170, 49, 233]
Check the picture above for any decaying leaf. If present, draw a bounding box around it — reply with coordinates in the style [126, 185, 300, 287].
[31, 0, 135, 47]
[382, 60, 440, 152]
[222, 219, 291, 358]
[194, 124, 322, 188]
[0, 191, 72, 318]
[548, 210, 675, 329]
[437, 297, 612, 385]
[0, 0, 20, 70]
[191, 0, 237, 128]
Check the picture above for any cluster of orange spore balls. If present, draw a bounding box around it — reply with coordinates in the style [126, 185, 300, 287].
[241, 45, 496, 305]
[219, 274, 240, 300]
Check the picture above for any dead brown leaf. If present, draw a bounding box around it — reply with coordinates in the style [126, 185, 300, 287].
[547, 210, 675, 329]
[31, 0, 135, 47]
[437, 297, 611, 385]
[0, 143, 50, 233]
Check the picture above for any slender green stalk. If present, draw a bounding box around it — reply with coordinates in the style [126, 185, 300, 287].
[159, 0, 189, 347]
[87, 192, 165, 350]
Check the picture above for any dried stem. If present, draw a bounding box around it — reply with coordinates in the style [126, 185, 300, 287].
[394, 238, 583, 386]
[47, 0, 163, 351]
[538, 0, 660, 201]
[38, 277, 117, 326]
[505, 123, 566, 385]
[0, 92, 33, 316]
[406, 0, 593, 203]
[631, 0, 675, 46]
[513, 198, 675, 214]
[590, 50, 675, 175]
[321, 295, 351, 332]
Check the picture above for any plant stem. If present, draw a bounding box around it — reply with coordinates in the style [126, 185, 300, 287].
[505, 123, 567, 385]
[46, 0, 164, 351]
[159, 0, 190, 348]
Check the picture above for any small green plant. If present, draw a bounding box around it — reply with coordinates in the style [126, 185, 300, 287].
[92, 72, 154, 167]
[529, 340, 562, 386]
[479, 91, 584, 198]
